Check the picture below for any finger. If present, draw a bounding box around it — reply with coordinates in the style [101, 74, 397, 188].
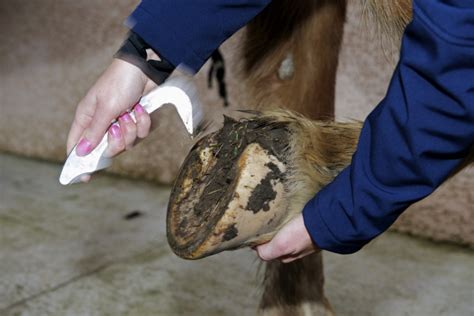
[281, 256, 298, 264]
[118, 112, 137, 150]
[256, 244, 271, 261]
[256, 240, 284, 262]
[280, 248, 316, 264]
[133, 104, 151, 138]
[67, 96, 96, 154]
[104, 124, 125, 158]
[80, 100, 122, 156]
[80, 174, 91, 183]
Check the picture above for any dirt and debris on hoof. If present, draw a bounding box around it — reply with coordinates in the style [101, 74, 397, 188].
[192, 115, 289, 217]
[167, 115, 290, 255]
[245, 161, 285, 213]
[222, 224, 239, 241]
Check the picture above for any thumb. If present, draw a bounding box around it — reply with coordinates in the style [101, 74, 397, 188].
[256, 241, 278, 261]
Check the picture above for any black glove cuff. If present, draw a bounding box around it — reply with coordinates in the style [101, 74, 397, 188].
[114, 32, 175, 85]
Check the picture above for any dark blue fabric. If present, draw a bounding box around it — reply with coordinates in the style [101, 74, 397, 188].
[127, 0, 271, 73]
[303, 0, 474, 254]
[127, 0, 474, 254]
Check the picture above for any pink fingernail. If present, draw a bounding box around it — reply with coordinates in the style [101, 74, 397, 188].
[76, 138, 93, 156]
[134, 103, 145, 114]
[109, 124, 121, 138]
[120, 112, 132, 122]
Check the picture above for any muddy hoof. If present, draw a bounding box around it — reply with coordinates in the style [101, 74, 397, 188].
[167, 111, 361, 259]
[167, 115, 294, 259]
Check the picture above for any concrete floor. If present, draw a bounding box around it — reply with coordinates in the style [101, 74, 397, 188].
[1, 153, 473, 316]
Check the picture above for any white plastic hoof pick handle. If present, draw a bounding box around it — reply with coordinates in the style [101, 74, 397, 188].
[59, 77, 202, 185]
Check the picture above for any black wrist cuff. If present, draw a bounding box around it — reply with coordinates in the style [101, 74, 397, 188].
[114, 32, 175, 85]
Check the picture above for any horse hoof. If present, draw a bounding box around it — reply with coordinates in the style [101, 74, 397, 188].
[167, 115, 292, 259]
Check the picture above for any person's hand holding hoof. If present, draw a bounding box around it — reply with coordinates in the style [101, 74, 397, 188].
[256, 214, 320, 263]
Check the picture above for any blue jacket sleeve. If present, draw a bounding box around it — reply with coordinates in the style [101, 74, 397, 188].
[126, 0, 271, 73]
[303, 0, 474, 254]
